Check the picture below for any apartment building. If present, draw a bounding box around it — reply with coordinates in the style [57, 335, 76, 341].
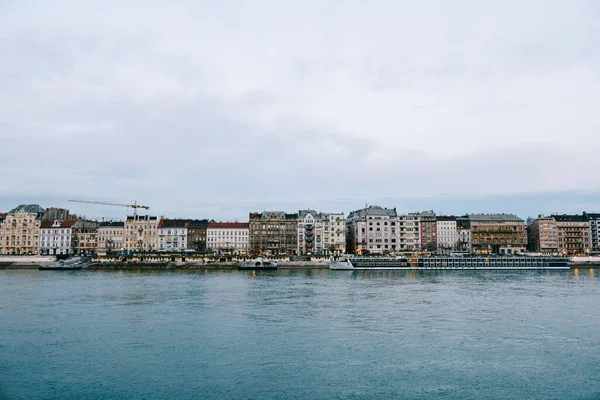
[552, 214, 591, 255]
[298, 210, 324, 255]
[527, 216, 558, 254]
[158, 219, 188, 252]
[346, 206, 398, 254]
[584, 212, 600, 252]
[97, 222, 125, 253]
[39, 219, 77, 255]
[207, 222, 249, 254]
[187, 219, 209, 252]
[398, 213, 420, 252]
[249, 211, 298, 255]
[418, 211, 437, 252]
[468, 214, 526, 254]
[0, 204, 44, 255]
[72, 220, 99, 255]
[324, 213, 346, 254]
[124, 215, 160, 252]
[436, 216, 459, 254]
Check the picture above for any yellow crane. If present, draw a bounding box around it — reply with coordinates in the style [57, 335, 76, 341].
[68, 199, 150, 217]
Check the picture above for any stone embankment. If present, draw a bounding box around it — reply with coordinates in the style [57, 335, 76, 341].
[0, 256, 56, 269]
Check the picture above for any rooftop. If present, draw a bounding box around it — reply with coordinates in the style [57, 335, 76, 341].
[9, 204, 45, 216]
[158, 219, 188, 228]
[207, 222, 249, 229]
[552, 214, 589, 222]
[99, 221, 125, 228]
[467, 213, 523, 222]
[348, 205, 397, 219]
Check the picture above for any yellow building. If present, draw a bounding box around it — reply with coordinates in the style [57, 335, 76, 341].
[0, 205, 44, 255]
[124, 215, 160, 252]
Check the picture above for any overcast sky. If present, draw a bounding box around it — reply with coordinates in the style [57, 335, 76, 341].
[1, 0, 599, 221]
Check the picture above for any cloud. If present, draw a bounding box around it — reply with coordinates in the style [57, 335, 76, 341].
[0, 0, 599, 220]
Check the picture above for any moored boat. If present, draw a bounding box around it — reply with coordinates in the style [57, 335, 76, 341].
[238, 257, 278, 270]
[329, 256, 570, 270]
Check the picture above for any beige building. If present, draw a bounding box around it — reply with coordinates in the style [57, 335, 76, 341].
[398, 213, 420, 252]
[468, 214, 527, 255]
[72, 220, 99, 255]
[124, 215, 160, 252]
[324, 213, 346, 254]
[527, 216, 558, 254]
[0, 205, 44, 255]
[553, 214, 590, 255]
[97, 222, 124, 254]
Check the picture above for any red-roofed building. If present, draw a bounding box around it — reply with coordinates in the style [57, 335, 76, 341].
[207, 222, 249, 254]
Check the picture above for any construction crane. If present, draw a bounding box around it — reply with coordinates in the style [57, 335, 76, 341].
[69, 199, 150, 217]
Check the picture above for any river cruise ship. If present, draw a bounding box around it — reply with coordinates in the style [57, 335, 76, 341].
[329, 256, 570, 270]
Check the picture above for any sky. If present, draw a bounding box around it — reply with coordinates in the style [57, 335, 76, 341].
[1, 0, 599, 221]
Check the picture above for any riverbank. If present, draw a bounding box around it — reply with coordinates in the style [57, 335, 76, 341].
[87, 261, 329, 270]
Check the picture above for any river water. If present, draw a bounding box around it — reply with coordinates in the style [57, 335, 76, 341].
[1, 268, 599, 400]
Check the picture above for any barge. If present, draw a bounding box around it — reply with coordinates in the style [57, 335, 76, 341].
[329, 256, 570, 270]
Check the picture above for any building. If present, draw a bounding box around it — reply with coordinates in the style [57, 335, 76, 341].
[297, 210, 325, 255]
[346, 206, 398, 254]
[584, 212, 600, 252]
[527, 216, 558, 254]
[552, 214, 591, 255]
[456, 216, 471, 252]
[42, 207, 76, 221]
[72, 220, 99, 255]
[323, 213, 346, 254]
[249, 211, 298, 255]
[398, 213, 420, 252]
[39, 220, 77, 255]
[97, 222, 125, 254]
[417, 211, 437, 252]
[436, 216, 459, 254]
[207, 222, 249, 254]
[158, 219, 188, 252]
[0, 213, 6, 252]
[468, 214, 527, 254]
[124, 215, 160, 252]
[187, 219, 209, 252]
[0, 204, 45, 255]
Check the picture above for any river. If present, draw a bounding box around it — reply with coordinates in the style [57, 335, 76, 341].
[1, 268, 599, 399]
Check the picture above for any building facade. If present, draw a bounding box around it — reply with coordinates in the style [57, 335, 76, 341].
[42, 208, 76, 221]
[124, 215, 159, 252]
[207, 222, 249, 254]
[346, 206, 398, 254]
[553, 214, 591, 255]
[418, 211, 437, 252]
[323, 213, 346, 254]
[527, 216, 558, 254]
[584, 212, 600, 252]
[0, 213, 6, 252]
[39, 219, 77, 255]
[97, 222, 125, 253]
[0, 204, 44, 255]
[249, 211, 298, 255]
[398, 213, 420, 252]
[72, 220, 99, 255]
[468, 214, 526, 254]
[187, 219, 209, 252]
[436, 216, 458, 254]
[297, 210, 325, 255]
[157, 219, 188, 252]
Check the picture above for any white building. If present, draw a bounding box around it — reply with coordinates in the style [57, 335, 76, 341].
[346, 206, 399, 254]
[158, 219, 188, 252]
[98, 222, 124, 253]
[39, 219, 77, 255]
[298, 210, 324, 255]
[207, 222, 249, 254]
[436, 216, 459, 254]
[324, 213, 346, 254]
[585, 213, 600, 252]
[398, 213, 420, 252]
